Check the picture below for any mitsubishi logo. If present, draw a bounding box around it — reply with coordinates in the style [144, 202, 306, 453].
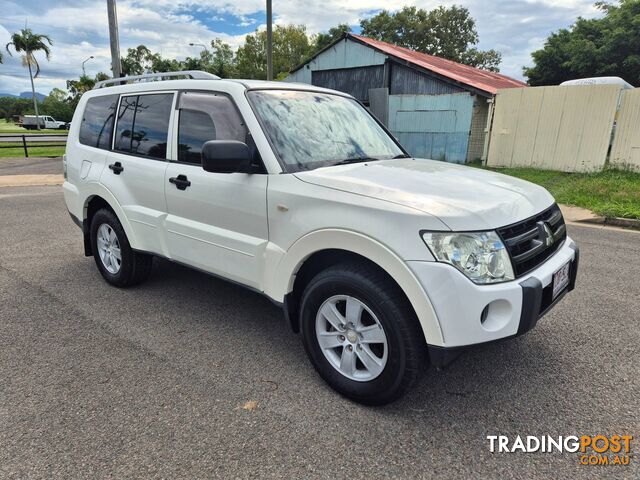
[537, 221, 555, 247]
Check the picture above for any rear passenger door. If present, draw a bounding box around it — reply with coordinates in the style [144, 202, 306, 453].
[163, 91, 268, 290]
[99, 92, 174, 255]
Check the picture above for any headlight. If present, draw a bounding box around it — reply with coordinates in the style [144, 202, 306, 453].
[422, 231, 514, 284]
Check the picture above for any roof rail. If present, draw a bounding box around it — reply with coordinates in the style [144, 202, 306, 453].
[93, 70, 220, 89]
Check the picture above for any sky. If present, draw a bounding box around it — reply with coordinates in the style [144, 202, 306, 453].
[0, 0, 602, 96]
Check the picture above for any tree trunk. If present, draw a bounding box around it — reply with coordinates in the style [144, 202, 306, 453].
[27, 59, 41, 131]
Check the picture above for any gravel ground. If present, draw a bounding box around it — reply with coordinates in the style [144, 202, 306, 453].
[0, 184, 638, 479]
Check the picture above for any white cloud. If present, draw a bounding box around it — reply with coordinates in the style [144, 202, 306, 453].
[0, 0, 600, 95]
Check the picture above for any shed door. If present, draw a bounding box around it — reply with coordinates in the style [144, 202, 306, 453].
[388, 93, 473, 163]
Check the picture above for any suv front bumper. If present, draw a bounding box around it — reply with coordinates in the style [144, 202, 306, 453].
[406, 237, 579, 366]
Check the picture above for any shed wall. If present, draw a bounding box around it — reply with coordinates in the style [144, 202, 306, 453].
[311, 65, 384, 102]
[389, 63, 465, 96]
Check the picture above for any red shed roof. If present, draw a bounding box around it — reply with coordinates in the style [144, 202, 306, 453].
[349, 34, 526, 95]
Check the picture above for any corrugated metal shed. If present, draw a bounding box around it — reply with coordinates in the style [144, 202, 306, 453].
[389, 93, 474, 163]
[349, 35, 526, 95]
[286, 38, 386, 85]
[312, 65, 384, 102]
[389, 63, 465, 96]
[288, 34, 526, 96]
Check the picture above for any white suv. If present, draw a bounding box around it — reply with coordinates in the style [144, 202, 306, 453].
[63, 71, 579, 405]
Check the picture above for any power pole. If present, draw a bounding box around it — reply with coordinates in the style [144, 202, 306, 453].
[106, 0, 122, 79]
[266, 0, 273, 81]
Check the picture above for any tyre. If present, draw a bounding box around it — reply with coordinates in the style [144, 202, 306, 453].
[300, 262, 427, 405]
[90, 208, 152, 287]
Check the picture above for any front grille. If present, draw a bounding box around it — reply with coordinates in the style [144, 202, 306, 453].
[497, 203, 566, 277]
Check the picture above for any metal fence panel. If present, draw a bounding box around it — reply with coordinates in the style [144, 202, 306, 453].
[610, 88, 640, 172]
[388, 93, 473, 163]
[487, 84, 621, 172]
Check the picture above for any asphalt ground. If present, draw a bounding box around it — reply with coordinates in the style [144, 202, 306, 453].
[0, 157, 62, 176]
[0, 175, 638, 478]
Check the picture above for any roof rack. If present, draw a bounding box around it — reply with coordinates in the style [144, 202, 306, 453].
[93, 70, 220, 89]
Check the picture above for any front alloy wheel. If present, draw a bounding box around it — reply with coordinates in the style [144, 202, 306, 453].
[300, 262, 427, 405]
[315, 295, 388, 381]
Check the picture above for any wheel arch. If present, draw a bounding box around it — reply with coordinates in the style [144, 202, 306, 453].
[81, 188, 138, 255]
[270, 229, 444, 346]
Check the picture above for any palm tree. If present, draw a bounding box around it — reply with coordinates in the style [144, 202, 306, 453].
[6, 28, 53, 131]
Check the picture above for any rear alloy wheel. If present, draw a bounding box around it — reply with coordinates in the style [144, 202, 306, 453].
[300, 262, 427, 405]
[90, 208, 152, 287]
[96, 223, 122, 274]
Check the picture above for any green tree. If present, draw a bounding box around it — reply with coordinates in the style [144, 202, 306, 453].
[41, 88, 74, 122]
[208, 38, 236, 78]
[66, 72, 110, 109]
[524, 1, 640, 86]
[121, 45, 153, 75]
[313, 23, 351, 52]
[235, 25, 312, 79]
[5, 28, 53, 130]
[0, 96, 36, 121]
[148, 53, 182, 73]
[360, 6, 502, 71]
[182, 39, 236, 77]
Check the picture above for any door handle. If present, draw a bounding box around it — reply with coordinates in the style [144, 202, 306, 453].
[169, 174, 191, 190]
[108, 162, 124, 175]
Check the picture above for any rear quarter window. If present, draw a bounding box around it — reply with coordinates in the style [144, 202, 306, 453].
[79, 94, 118, 149]
[114, 93, 173, 159]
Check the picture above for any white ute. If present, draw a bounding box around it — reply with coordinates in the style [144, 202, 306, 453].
[63, 71, 579, 404]
[21, 114, 68, 130]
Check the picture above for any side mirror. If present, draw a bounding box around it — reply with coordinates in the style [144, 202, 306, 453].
[201, 140, 252, 174]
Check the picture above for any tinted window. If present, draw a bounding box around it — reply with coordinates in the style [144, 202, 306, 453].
[79, 94, 118, 149]
[177, 92, 246, 164]
[115, 93, 173, 159]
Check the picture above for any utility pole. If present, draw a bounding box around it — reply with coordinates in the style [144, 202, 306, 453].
[106, 0, 122, 79]
[266, 0, 273, 81]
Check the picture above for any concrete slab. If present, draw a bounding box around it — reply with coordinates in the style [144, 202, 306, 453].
[0, 174, 64, 187]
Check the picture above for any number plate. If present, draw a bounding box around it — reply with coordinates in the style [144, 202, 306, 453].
[552, 261, 571, 299]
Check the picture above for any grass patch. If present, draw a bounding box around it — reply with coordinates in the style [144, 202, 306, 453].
[477, 164, 640, 220]
[0, 142, 65, 157]
[0, 119, 65, 134]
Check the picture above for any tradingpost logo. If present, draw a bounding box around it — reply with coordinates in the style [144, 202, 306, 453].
[487, 435, 633, 466]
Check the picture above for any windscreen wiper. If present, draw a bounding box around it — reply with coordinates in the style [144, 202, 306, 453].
[392, 154, 411, 159]
[332, 157, 380, 166]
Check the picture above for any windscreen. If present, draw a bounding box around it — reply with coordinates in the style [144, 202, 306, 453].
[247, 90, 404, 172]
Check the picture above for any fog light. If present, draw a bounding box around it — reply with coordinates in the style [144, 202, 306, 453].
[480, 299, 512, 332]
[480, 304, 489, 324]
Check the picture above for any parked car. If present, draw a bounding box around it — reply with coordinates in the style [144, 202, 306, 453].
[20, 114, 68, 130]
[63, 71, 579, 405]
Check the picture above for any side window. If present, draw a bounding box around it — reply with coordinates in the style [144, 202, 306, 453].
[79, 94, 118, 149]
[114, 93, 173, 159]
[177, 92, 246, 164]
